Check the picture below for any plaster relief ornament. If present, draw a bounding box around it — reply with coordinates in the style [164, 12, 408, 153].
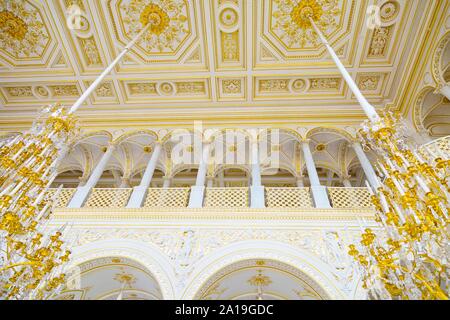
[0, 1, 50, 59]
[119, 0, 189, 54]
[271, 0, 341, 49]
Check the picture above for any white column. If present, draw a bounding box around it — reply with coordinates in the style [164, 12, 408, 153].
[219, 171, 225, 187]
[296, 176, 305, 187]
[163, 176, 171, 188]
[439, 84, 450, 100]
[119, 178, 131, 188]
[309, 18, 380, 124]
[68, 144, 116, 208]
[352, 142, 381, 189]
[250, 139, 265, 208]
[341, 177, 352, 188]
[207, 176, 214, 188]
[127, 143, 162, 208]
[188, 142, 211, 208]
[301, 141, 331, 208]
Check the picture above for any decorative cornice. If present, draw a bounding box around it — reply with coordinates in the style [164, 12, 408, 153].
[53, 207, 375, 221]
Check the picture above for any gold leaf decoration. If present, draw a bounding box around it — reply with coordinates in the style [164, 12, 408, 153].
[119, 0, 190, 54]
[271, 0, 341, 49]
[0, 1, 50, 59]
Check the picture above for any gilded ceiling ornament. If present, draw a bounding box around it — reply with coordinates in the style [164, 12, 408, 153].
[271, 0, 341, 49]
[140, 3, 170, 35]
[290, 0, 323, 29]
[0, 1, 49, 59]
[113, 271, 137, 286]
[119, 0, 189, 54]
[315, 143, 326, 151]
[0, 10, 27, 40]
[219, 7, 238, 29]
[380, 1, 399, 23]
[248, 270, 272, 287]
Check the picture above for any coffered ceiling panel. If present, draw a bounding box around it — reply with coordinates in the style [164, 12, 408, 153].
[0, 0, 443, 129]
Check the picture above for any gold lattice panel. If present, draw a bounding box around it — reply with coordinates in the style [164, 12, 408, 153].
[328, 188, 374, 208]
[143, 188, 190, 208]
[85, 188, 132, 208]
[265, 187, 313, 208]
[204, 188, 249, 208]
[46, 188, 76, 207]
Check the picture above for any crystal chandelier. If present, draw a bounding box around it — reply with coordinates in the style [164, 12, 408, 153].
[0, 12, 152, 299]
[348, 112, 449, 300]
[298, 2, 450, 300]
[0, 104, 79, 300]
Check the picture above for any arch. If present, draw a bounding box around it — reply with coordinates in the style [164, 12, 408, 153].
[171, 164, 199, 178]
[182, 240, 350, 300]
[66, 239, 176, 299]
[70, 130, 112, 147]
[161, 128, 203, 144]
[306, 127, 354, 142]
[258, 128, 303, 144]
[213, 164, 251, 177]
[413, 86, 436, 133]
[432, 31, 450, 86]
[112, 129, 159, 145]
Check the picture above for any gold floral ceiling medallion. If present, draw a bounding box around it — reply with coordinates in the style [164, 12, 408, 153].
[0, 10, 28, 40]
[140, 3, 169, 35]
[272, 0, 341, 49]
[290, 0, 323, 29]
[119, 0, 189, 54]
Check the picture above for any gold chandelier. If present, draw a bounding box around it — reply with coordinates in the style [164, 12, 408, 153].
[0, 104, 79, 300]
[348, 112, 449, 300]
[298, 3, 450, 300]
[0, 7, 153, 299]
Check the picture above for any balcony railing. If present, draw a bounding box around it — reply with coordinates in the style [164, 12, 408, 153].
[328, 187, 374, 208]
[85, 188, 132, 208]
[48, 186, 375, 209]
[265, 187, 313, 208]
[46, 188, 77, 207]
[144, 188, 190, 208]
[204, 187, 249, 208]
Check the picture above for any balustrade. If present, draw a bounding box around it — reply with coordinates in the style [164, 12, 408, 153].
[265, 187, 313, 208]
[327, 187, 374, 209]
[143, 188, 190, 208]
[204, 187, 249, 208]
[84, 188, 132, 208]
[45, 186, 378, 210]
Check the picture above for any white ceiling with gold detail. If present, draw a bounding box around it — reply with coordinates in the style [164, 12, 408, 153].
[194, 259, 328, 300]
[56, 256, 163, 300]
[0, 0, 444, 130]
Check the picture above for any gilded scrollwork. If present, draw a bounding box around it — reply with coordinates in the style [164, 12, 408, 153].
[0, 1, 50, 59]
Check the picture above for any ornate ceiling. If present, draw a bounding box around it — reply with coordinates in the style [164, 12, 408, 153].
[0, 0, 444, 130]
[195, 259, 327, 300]
[56, 256, 163, 300]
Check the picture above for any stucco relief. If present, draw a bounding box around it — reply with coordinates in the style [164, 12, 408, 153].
[65, 225, 363, 299]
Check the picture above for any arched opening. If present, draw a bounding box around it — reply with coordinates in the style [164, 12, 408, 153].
[194, 259, 329, 300]
[262, 168, 296, 187]
[51, 169, 84, 188]
[171, 167, 199, 187]
[213, 166, 250, 187]
[55, 256, 163, 300]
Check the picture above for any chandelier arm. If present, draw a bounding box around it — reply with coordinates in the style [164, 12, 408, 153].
[68, 23, 151, 115]
[308, 17, 381, 123]
[0, 261, 38, 273]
